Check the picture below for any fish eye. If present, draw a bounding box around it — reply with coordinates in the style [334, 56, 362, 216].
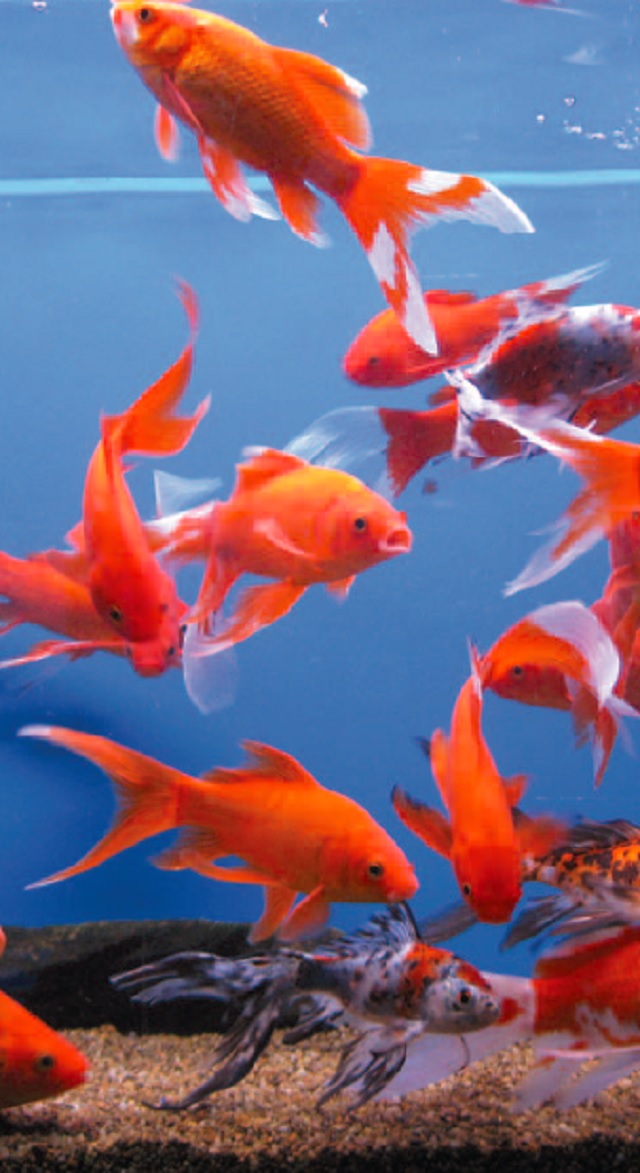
[167, 645, 176, 657]
[35, 1053, 56, 1072]
[368, 862, 385, 878]
[511, 665, 524, 677]
[138, 6, 153, 21]
[462, 883, 472, 898]
[353, 516, 368, 534]
[458, 988, 472, 1007]
[109, 604, 124, 624]
[367, 356, 381, 367]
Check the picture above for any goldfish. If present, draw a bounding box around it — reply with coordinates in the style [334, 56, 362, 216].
[77, 281, 208, 677]
[0, 928, 88, 1110]
[391, 654, 558, 923]
[112, 905, 498, 1109]
[506, 818, 640, 947]
[478, 601, 633, 786]
[455, 376, 640, 595]
[152, 448, 411, 687]
[20, 727, 418, 942]
[368, 925, 640, 1112]
[0, 549, 127, 670]
[343, 263, 601, 388]
[110, 1, 533, 353]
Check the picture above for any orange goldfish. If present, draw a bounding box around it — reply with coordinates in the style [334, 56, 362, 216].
[343, 264, 600, 388]
[20, 727, 418, 942]
[478, 601, 633, 786]
[392, 656, 537, 924]
[0, 549, 127, 670]
[78, 282, 207, 676]
[110, 1, 532, 353]
[372, 926, 640, 1112]
[0, 929, 88, 1110]
[156, 447, 412, 649]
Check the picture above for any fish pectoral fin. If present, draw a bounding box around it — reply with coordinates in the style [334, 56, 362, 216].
[253, 516, 319, 562]
[513, 810, 569, 862]
[391, 786, 452, 860]
[276, 886, 330, 942]
[249, 885, 298, 943]
[325, 575, 356, 601]
[270, 176, 328, 247]
[198, 581, 307, 652]
[154, 104, 180, 162]
[197, 135, 279, 222]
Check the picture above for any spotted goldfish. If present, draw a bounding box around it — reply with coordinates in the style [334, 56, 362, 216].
[112, 904, 498, 1109]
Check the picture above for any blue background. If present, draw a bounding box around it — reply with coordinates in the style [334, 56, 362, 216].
[1, 0, 639, 977]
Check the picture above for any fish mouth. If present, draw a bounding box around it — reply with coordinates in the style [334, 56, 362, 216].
[380, 527, 412, 554]
[110, 5, 136, 47]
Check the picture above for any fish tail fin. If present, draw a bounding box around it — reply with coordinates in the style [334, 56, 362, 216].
[378, 403, 457, 494]
[107, 282, 209, 458]
[18, 725, 181, 885]
[337, 159, 533, 353]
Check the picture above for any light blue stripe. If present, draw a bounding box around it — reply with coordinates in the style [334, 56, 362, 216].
[1, 170, 640, 198]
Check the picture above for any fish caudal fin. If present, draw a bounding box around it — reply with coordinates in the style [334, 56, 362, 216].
[109, 282, 209, 459]
[337, 160, 533, 354]
[18, 725, 182, 886]
[379, 404, 458, 495]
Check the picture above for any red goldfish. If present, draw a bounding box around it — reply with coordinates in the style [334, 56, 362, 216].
[0, 929, 88, 1110]
[372, 926, 640, 1112]
[343, 264, 600, 388]
[110, 1, 533, 353]
[392, 656, 542, 924]
[20, 727, 418, 942]
[478, 601, 633, 786]
[78, 282, 207, 676]
[156, 447, 412, 647]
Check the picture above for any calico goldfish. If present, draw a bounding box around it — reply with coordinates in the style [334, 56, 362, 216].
[392, 655, 548, 923]
[79, 282, 207, 676]
[478, 601, 633, 786]
[455, 376, 640, 595]
[110, 1, 532, 353]
[112, 904, 498, 1110]
[20, 727, 418, 942]
[370, 925, 640, 1112]
[154, 448, 411, 659]
[0, 929, 88, 1110]
[343, 264, 601, 388]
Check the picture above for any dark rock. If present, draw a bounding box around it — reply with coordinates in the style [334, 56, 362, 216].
[0, 920, 251, 1033]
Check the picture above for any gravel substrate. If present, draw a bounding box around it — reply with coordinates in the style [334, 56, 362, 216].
[1, 1024, 640, 1172]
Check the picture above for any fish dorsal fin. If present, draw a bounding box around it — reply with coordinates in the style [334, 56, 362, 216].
[202, 741, 319, 787]
[426, 289, 477, 307]
[275, 47, 371, 150]
[535, 926, 640, 982]
[235, 448, 307, 493]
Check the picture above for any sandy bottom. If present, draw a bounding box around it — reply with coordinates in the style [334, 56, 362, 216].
[2, 1025, 640, 1171]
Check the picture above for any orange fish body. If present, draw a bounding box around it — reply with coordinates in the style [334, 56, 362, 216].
[160, 448, 411, 644]
[0, 551, 120, 648]
[80, 283, 207, 676]
[110, 2, 532, 353]
[0, 929, 88, 1111]
[21, 727, 418, 943]
[393, 664, 526, 923]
